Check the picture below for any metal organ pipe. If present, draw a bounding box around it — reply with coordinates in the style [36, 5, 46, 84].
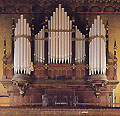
[48, 20, 51, 64]
[21, 15, 24, 73]
[62, 8, 65, 64]
[50, 16, 53, 63]
[56, 8, 59, 64]
[70, 20, 72, 63]
[89, 16, 106, 75]
[14, 23, 18, 74]
[75, 26, 78, 63]
[18, 19, 21, 74]
[64, 12, 67, 64]
[23, 19, 27, 74]
[59, 4, 62, 64]
[53, 12, 56, 64]
[14, 15, 31, 75]
[42, 26, 45, 63]
[89, 28, 92, 75]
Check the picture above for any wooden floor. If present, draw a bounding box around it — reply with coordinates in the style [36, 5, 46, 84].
[0, 107, 119, 116]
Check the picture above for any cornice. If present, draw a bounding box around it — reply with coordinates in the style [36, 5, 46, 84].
[0, 0, 120, 14]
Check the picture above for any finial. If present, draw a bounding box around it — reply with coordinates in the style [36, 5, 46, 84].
[72, 17, 75, 22]
[86, 18, 89, 31]
[3, 38, 6, 57]
[12, 18, 15, 30]
[114, 39, 117, 58]
[105, 18, 109, 30]
[45, 16, 48, 22]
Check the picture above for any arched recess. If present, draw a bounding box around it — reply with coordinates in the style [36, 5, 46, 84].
[118, 7, 120, 12]
[63, 6, 72, 13]
[104, 6, 115, 12]
[47, 5, 56, 14]
[32, 6, 44, 13]
[90, 6, 101, 12]
[75, 6, 87, 12]
[5, 5, 16, 12]
[0, 7, 2, 12]
[18, 5, 30, 12]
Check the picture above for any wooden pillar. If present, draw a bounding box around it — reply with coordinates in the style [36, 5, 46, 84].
[3, 39, 7, 79]
[45, 16, 48, 64]
[85, 18, 89, 76]
[105, 19, 109, 58]
[72, 17, 76, 78]
[44, 16, 48, 79]
[31, 18, 35, 63]
[12, 18, 15, 59]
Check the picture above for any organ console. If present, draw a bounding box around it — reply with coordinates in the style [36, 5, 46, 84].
[1, 4, 119, 107]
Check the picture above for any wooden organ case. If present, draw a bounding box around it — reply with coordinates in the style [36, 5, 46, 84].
[1, 4, 119, 107]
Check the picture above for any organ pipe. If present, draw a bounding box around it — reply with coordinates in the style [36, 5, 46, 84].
[56, 8, 59, 64]
[14, 15, 31, 75]
[70, 20, 72, 64]
[89, 16, 106, 75]
[59, 4, 62, 64]
[62, 8, 65, 64]
[48, 20, 51, 64]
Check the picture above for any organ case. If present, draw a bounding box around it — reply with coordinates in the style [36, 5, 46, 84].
[1, 4, 119, 107]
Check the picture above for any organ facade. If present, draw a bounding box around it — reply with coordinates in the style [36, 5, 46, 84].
[1, 3, 119, 108]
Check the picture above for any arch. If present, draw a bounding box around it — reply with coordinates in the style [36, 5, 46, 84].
[118, 7, 120, 12]
[75, 6, 87, 12]
[90, 6, 101, 12]
[0, 7, 1, 12]
[104, 6, 115, 12]
[47, 6, 56, 13]
[18, 5, 30, 12]
[64, 6, 72, 13]
[5, 5, 16, 12]
[32, 6, 44, 12]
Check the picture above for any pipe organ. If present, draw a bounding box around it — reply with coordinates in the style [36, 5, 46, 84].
[2, 4, 119, 107]
[89, 16, 106, 75]
[14, 15, 31, 75]
[48, 4, 72, 64]
[34, 26, 45, 63]
[75, 26, 85, 64]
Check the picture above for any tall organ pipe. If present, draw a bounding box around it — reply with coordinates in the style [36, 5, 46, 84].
[70, 20, 72, 64]
[50, 16, 53, 63]
[48, 20, 51, 64]
[23, 19, 27, 74]
[56, 8, 58, 64]
[53, 12, 56, 64]
[59, 4, 62, 64]
[64, 12, 67, 64]
[62, 8, 65, 64]
[67, 16, 70, 63]
[14, 15, 31, 75]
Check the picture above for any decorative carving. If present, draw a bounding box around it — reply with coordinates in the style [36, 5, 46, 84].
[11, 74, 33, 96]
[71, 64, 76, 69]
[44, 64, 49, 69]
[87, 74, 108, 96]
